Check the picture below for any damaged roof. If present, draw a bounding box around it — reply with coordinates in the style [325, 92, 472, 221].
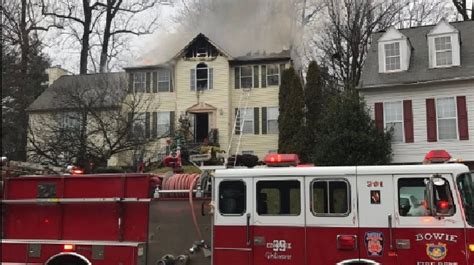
[27, 72, 127, 112]
[359, 20, 474, 89]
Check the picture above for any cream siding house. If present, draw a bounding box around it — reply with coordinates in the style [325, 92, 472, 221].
[359, 20, 474, 169]
[120, 33, 291, 164]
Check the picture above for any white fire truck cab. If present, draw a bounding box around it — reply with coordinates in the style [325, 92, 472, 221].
[212, 153, 474, 265]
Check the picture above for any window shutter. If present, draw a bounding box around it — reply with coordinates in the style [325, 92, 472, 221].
[152, 112, 157, 138]
[261, 65, 267, 88]
[170, 111, 175, 136]
[235, 108, 240, 135]
[254, 107, 259, 134]
[146, 72, 151, 93]
[209, 68, 213, 89]
[457, 96, 469, 140]
[152, 72, 158, 93]
[374, 102, 384, 133]
[261, 107, 267, 134]
[190, 69, 196, 91]
[279, 64, 285, 85]
[128, 73, 134, 93]
[145, 112, 150, 138]
[234, 67, 240, 89]
[170, 70, 174, 92]
[426, 98, 437, 142]
[128, 112, 133, 138]
[253, 65, 259, 88]
[403, 100, 414, 143]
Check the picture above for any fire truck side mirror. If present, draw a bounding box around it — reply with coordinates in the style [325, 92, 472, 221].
[426, 175, 454, 218]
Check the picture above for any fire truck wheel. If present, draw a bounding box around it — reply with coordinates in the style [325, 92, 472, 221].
[45, 253, 91, 265]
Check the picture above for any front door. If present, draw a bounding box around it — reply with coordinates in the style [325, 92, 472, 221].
[393, 174, 466, 265]
[194, 112, 209, 143]
[213, 178, 253, 265]
[252, 177, 305, 265]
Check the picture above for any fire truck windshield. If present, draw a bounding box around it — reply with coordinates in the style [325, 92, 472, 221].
[457, 172, 474, 226]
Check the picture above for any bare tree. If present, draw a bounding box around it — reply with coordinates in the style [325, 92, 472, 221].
[316, 0, 405, 90]
[27, 73, 160, 170]
[397, 0, 457, 28]
[452, 0, 473, 20]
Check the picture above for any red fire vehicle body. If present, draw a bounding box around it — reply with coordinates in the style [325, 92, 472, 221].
[2, 152, 474, 265]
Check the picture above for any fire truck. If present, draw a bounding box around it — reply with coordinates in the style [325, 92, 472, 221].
[2, 151, 474, 265]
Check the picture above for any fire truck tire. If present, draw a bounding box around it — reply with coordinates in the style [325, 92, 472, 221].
[45, 253, 91, 265]
[336, 259, 379, 265]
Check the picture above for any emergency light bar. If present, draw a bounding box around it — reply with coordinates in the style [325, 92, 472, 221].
[264, 153, 300, 167]
[424, 150, 451, 163]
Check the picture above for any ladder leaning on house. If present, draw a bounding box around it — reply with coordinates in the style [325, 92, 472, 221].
[226, 87, 252, 166]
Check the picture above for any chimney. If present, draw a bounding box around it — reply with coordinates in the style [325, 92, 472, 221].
[45, 65, 71, 86]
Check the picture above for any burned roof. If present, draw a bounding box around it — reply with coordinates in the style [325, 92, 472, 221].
[230, 49, 291, 65]
[359, 20, 474, 89]
[27, 72, 127, 112]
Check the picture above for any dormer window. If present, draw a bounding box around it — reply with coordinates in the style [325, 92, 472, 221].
[434, 36, 452, 66]
[384, 42, 401, 71]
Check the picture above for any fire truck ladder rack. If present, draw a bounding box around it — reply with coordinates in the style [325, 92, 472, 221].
[226, 87, 251, 166]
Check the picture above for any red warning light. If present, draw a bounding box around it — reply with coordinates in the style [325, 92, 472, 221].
[437, 200, 450, 210]
[424, 150, 451, 163]
[63, 244, 75, 251]
[264, 154, 300, 167]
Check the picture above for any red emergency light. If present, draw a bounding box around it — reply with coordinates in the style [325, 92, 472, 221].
[337, 235, 357, 250]
[71, 168, 84, 175]
[437, 200, 450, 210]
[63, 244, 75, 251]
[264, 154, 300, 167]
[423, 150, 451, 163]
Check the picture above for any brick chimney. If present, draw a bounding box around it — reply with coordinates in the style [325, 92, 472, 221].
[45, 65, 71, 86]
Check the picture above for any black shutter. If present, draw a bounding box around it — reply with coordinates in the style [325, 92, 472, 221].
[253, 65, 259, 88]
[235, 67, 240, 89]
[235, 108, 240, 135]
[170, 70, 174, 92]
[254, 107, 259, 134]
[152, 72, 157, 93]
[145, 112, 150, 138]
[170, 111, 175, 136]
[146, 72, 151, 93]
[279, 64, 285, 85]
[209, 68, 213, 89]
[128, 73, 134, 93]
[262, 107, 267, 134]
[128, 112, 133, 138]
[190, 69, 196, 91]
[261, 65, 266, 88]
[152, 112, 157, 138]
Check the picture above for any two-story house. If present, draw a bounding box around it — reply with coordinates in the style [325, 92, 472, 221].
[359, 19, 474, 169]
[115, 33, 291, 165]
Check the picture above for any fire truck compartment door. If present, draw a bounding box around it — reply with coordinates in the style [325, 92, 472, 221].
[393, 174, 466, 265]
[357, 174, 397, 265]
[214, 178, 253, 265]
[306, 175, 359, 265]
[252, 177, 305, 265]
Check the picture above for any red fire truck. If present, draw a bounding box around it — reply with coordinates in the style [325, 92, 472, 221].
[2, 151, 473, 265]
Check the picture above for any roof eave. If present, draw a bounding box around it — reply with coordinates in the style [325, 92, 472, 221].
[358, 75, 474, 90]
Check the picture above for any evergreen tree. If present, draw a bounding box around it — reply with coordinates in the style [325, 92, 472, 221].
[278, 67, 306, 159]
[313, 91, 392, 166]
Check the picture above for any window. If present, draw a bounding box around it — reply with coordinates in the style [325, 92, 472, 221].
[58, 112, 81, 129]
[240, 66, 253, 89]
[133, 72, 146, 93]
[266, 64, 280, 86]
[196, 63, 208, 90]
[239, 107, 254, 134]
[457, 173, 474, 226]
[437, 97, 457, 140]
[267, 107, 279, 134]
[219, 180, 246, 215]
[257, 180, 300, 215]
[312, 180, 349, 215]
[132, 113, 146, 138]
[157, 112, 171, 136]
[384, 42, 400, 71]
[384, 101, 403, 142]
[434, 36, 452, 66]
[157, 70, 171, 92]
[242, 150, 254, 155]
[398, 177, 455, 217]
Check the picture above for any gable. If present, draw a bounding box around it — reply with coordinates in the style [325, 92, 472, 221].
[428, 19, 458, 36]
[173, 33, 232, 60]
[378, 26, 407, 42]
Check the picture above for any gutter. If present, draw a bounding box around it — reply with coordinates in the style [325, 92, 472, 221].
[358, 75, 474, 90]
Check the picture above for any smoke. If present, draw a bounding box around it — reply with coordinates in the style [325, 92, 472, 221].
[136, 0, 302, 65]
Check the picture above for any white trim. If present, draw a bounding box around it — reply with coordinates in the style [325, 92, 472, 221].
[383, 101, 404, 142]
[1, 239, 143, 247]
[266, 64, 280, 86]
[435, 96, 458, 141]
[45, 252, 91, 265]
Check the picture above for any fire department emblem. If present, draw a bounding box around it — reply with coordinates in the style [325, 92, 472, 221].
[426, 243, 447, 261]
[364, 232, 384, 256]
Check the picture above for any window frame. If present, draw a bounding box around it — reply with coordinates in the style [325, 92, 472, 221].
[434, 36, 453, 67]
[239, 107, 254, 134]
[310, 178, 351, 217]
[157, 69, 171, 92]
[196, 63, 209, 90]
[239, 65, 253, 89]
[58, 111, 81, 130]
[266, 106, 279, 134]
[218, 180, 247, 216]
[132, 112, 147, 139]
[256, 179, 301, 216]
[383, 101, 404, 142]
[156, 111, 171, 137]
[436, 96, 458, 141]
[133, 72, 146, 93]
[266, 64, 280, 86]
[384, 42, 401, 72]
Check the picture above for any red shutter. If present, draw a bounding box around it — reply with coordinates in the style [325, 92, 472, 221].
[457, 96, 469, 140]
[403, 100, 414, 143]
[374, 102, 384, 133]
[426, 98, 437, 142]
